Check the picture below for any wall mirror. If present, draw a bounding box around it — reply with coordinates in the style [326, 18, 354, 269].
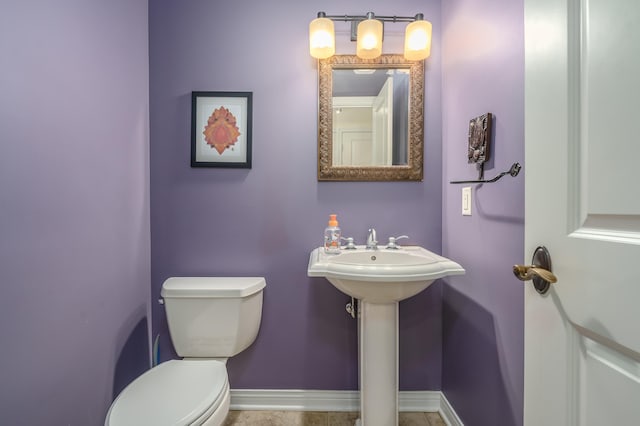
[318, 55, 424, 181]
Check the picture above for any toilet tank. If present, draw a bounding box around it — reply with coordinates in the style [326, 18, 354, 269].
[161, 277, 265, 358]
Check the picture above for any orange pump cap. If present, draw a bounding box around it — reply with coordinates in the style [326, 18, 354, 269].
[328, 214, 338, 227]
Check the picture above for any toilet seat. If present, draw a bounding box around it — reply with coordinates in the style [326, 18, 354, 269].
[105, 359, 229, 426]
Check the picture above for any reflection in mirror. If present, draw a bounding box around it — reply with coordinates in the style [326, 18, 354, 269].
[318, 55, 424, 181]
[332, 68, 409, 166]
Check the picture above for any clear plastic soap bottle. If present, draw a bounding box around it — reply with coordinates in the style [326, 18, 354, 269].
[324, 214, 341, 254]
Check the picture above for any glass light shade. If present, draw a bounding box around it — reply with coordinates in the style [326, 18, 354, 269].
[404, 19, 432, 60]
[309, 17, 335, 59]
[356, 19, 383, 59]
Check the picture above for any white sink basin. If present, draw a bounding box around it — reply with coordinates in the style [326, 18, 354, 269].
[308, 246, 465, 302]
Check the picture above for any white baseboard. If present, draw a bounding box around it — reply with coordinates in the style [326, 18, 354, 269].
[439, 392, 464, 426]
[230, 389, 462, 426]
[230, 389, 360, 412]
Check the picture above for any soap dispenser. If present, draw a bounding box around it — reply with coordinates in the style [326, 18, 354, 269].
[324, 214, 341, 254]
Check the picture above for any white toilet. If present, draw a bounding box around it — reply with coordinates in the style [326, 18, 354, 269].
[105, 276, 266, 426]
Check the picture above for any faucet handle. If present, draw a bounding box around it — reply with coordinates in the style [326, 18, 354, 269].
[386, 235, 409, 249]
[341, 236, 357, 250]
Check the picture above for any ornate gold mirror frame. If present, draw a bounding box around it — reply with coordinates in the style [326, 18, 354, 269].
[317, 55, 424, 181]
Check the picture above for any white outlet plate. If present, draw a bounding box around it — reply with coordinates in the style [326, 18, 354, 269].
[462, 187, 472, 216]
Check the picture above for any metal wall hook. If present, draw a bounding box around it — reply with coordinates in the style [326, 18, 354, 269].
[450, 162, 521, 184]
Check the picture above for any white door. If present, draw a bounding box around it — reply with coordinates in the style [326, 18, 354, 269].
[332, 98, 374, 166]
[372, 77, 393, 166]
[335, 130, 373, 166]
[525, 0, 640, 424]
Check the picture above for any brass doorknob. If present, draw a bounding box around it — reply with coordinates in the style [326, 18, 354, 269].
[513, 265, 557, 283]
[514, 246, 557, 294]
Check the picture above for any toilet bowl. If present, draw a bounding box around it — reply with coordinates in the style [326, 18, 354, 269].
[105, 360, 230, 426]
[105, 277, 265, 426]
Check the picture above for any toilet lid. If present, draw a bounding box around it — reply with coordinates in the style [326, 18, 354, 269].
[106, 360, 228, 426]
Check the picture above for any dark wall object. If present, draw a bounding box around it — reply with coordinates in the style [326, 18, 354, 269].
[468, 113, 492, 165]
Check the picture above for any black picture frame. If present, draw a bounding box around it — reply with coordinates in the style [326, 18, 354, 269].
[191, 91, 252, 168]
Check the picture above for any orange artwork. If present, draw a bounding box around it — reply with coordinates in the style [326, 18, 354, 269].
[202, 107, 241, 155]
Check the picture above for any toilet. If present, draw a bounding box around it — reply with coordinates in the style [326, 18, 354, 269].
[105, 276, 266, 426]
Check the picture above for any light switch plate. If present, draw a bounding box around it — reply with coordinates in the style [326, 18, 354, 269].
[462, 187, 472, 216]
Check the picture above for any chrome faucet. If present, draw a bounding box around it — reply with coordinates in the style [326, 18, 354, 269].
[366, 228, 378, 250]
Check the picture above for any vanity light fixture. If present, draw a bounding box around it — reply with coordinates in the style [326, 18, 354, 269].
[309, 13, 335, 59]
[309, 11, 432, 61]
[356, 12, 383, 59]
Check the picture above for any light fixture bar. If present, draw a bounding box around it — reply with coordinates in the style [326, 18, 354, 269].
[317, 11, 423, 24]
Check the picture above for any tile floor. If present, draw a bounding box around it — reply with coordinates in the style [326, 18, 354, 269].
[222, 410, 446, 426]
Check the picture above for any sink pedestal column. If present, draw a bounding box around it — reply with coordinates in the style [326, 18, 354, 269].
[358, 300, 399, 426]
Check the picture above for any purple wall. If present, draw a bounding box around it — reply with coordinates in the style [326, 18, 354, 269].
[0, 0, 526, 422]
[0, 1, 150, 425]
[149, 0, 443, 390]
[441, 0, 525, 425]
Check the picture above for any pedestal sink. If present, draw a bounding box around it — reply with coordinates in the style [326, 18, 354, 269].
[308, 246, 465, 426]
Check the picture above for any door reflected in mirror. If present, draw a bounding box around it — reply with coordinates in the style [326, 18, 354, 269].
[318, 55, 424, 181]
[332, 68, 409, 167]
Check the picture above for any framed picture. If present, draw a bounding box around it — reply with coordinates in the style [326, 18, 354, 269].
[191, 91, 252, 168]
